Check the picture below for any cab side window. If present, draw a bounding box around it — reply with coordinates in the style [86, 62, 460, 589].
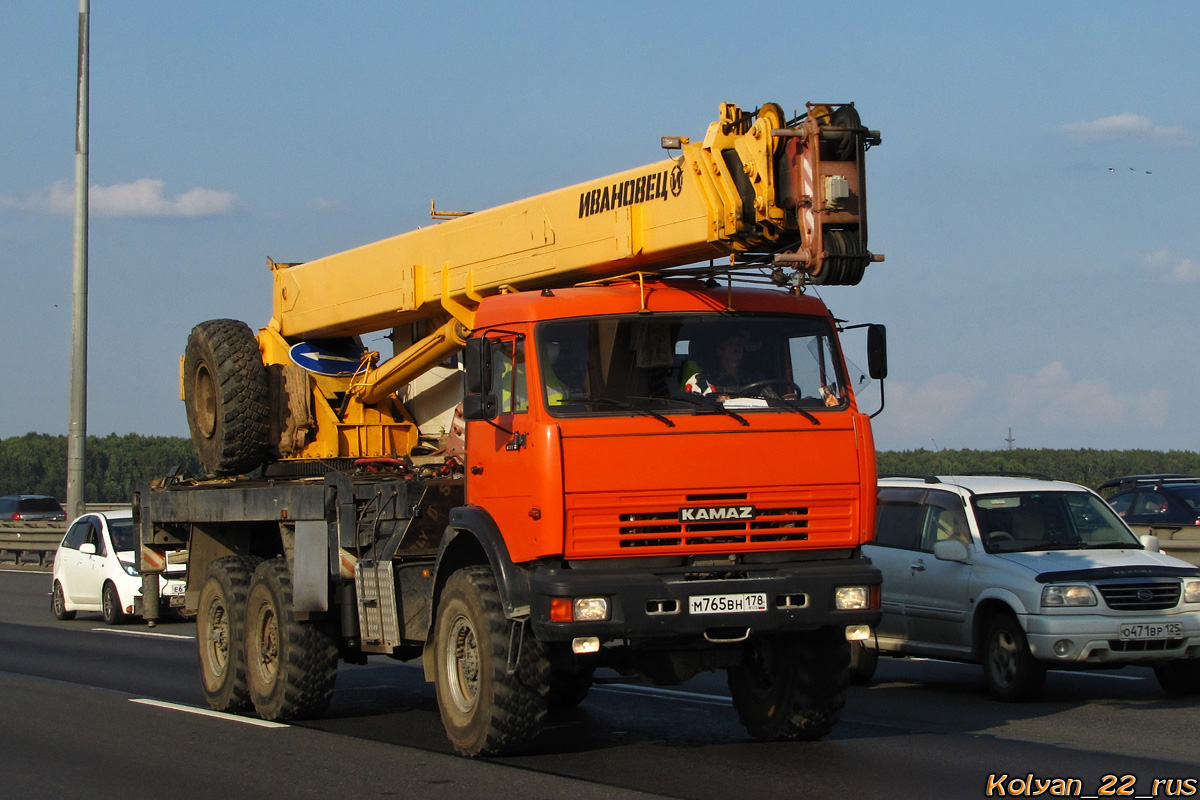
[495, 339, 528, 416]
[874, 489, 926, 550]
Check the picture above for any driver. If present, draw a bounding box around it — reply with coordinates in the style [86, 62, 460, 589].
[685, 332, 759, 398]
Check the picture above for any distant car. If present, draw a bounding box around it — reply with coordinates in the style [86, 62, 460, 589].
[50, 509, 185, 625]
[1099, 475, 1200, 528]
[857, 475, 1200, 700]
[0, 494, 66, 521]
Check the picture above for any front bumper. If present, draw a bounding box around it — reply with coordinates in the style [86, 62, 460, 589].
[529, 557, 881, 643]
[1025, 611, 1200, 664]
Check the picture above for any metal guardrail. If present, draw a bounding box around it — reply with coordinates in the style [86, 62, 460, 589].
[0, 521, 66, 567]
[0, 504, 131, 567]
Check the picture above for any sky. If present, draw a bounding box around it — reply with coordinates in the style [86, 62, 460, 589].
[1, 1, 1197, 453]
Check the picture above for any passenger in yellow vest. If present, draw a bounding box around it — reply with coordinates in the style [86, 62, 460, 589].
[543, 341, 570, 406]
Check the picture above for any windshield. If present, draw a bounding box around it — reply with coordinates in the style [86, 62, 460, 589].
[537, 313, 848, 418]
[109, 519, 135, 552]
[972, 491, 1141, 553]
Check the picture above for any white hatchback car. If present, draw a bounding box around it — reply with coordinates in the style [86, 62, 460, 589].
[51, 509, 186, 624]
[858, 475, 1200, 700]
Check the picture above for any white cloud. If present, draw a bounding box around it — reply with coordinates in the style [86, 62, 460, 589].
[1142, 249, 1200, 284]
[875, 373, 988, 447]
[0, 179, 236, 218]
[1056, 113, 1190, 144]
[1002, 362, 1168, 432]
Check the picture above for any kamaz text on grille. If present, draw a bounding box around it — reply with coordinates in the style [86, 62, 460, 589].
[578, 165, 683, 218]
[678, 505, 756, 522]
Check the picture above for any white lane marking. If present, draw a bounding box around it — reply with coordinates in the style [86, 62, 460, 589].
[131, 699, 289, 728]
[90, 627, 194, 640]
[594, 684, 732, 706]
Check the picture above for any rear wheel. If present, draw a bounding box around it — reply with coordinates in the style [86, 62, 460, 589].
[1154, 660, 1200, 695]
[433, 566, 549, 756]
[101, 581, 127, 625]
[982, 614, 1045, 701]
[51, 580, 75, 621]
[197, 556, 259, 712]
[727, 628, 849, 741]
[183, 319, 270, 476]
[245, 558, 338, 721]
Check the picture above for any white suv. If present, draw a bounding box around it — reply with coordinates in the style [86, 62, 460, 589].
[857, 475, 1200, 700]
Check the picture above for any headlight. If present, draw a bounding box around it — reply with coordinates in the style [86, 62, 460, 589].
[835, 586, 869, 610]
[120, 562, 138, 577]
[1041, 584, 1097, 607]
[1184, 580, 1200, 604]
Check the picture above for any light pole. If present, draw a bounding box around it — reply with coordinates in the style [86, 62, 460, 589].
[67, 0, 89, 520]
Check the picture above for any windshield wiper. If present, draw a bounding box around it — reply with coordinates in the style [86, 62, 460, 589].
[630, 394, 749, 427]
[736, 394, 820, 426]
[1083, 542, 1141, 549]
[581, 396, 675, 427]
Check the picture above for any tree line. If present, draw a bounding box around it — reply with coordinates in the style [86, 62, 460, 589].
[3, 432, 1198, 504]
[877, 448, 1200, 490]
[0, 433, 199, 504]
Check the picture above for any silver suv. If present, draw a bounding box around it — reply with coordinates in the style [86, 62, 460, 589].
[857, 475, 1200, 700]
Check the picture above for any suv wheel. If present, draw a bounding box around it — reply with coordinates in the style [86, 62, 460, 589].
[983, 614, 1045, 701]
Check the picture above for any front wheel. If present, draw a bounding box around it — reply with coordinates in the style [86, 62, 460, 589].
[1154, 660, 1200, 695]
[433, 566, 549, 756]
[848, 640, 878, 686]
[982, 614, 1045, 701]
[727, 628, 849, 741]
[244, 558, 338, 721]
[51, 580, 75, 621]
[101, 581, 127, 625]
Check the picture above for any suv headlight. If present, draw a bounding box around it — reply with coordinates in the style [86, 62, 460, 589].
[120, 561, 138, 577]
[1184, 580, 1200, 604]
[1042, 584, 1097, 607]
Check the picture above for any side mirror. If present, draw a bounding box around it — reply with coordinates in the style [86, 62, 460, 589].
[933, 539, 969, 563]
[463, 337, 494, 395]
[79, 542, 97, 556]
[462, 392, 498, 421]
[867, 324, 887, 380]
[1140, 533, 1161, 553]
[463, 337, 499, 421]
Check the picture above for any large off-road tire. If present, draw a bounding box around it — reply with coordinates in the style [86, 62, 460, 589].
[433, 566, 550, 756]
[727, 628, 850, 741]
[183, 318, 270, 476]
[547, 662, 596, 708]
[101, 581, 127, 625]
[197, 556, 259, 713]
[51, 580, 75, 621]
[1154, 659, 1200, 695]
[848, 640, 879, 686]
[982, 613, 1045, 702]
[245, 558, 338, 721]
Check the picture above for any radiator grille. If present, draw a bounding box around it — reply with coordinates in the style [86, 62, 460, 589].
[567, 487, 858, 558]
[1097, 580, 1181, 611]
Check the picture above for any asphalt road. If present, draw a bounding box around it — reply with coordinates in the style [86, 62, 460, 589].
[5, 565, 1200, 799]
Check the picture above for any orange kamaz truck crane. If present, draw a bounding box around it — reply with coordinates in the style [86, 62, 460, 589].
[134, 101, 888, 756]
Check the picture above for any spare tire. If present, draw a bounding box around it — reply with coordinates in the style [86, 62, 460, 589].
[184, 319, 269, 476]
